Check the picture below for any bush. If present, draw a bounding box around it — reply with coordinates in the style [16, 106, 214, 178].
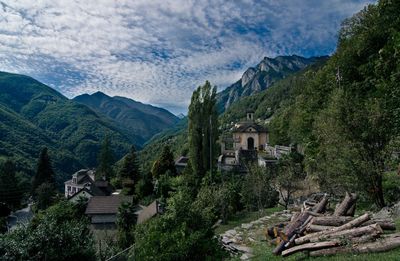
[0, 201, 95, 261]
[383, 171, 400, 205]
[132, 188, 225, 261]
[241, 164, 279, 211]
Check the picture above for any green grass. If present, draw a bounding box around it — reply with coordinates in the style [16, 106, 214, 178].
[214, 206, 284, 235]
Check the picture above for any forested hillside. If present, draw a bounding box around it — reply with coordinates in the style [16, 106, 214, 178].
[0, 72, 174, 182]
[229, 1, 400, 207]
[74, 92, 179, 142]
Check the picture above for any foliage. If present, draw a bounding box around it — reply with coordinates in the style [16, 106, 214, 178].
[383, 171, 400, 205]
[151, 145, 177, 179]
[194, 175, 243, 223]
[276, 152, 306, 209]
[118, 145, 140, 195]
[188, 81, 219, 182]
[0, 71, 136, 184]
[0, 200, 95, 261]
[31, 147, 55, 196]
[97, 135, 115, 181]
[241, 164, 279, 211]
[74, 92, 179, 143]
[117, 202, 137, 248]
[34, 182, 56, 210]
[0, 159, 28, 210]
[139, 117, 188, 175]
[132, 187, 225, 261]
[246, 0, 400, 207]
[134, 172, 154, 200]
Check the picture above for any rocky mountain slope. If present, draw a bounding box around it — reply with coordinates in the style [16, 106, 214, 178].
[216, 55, 328, 112]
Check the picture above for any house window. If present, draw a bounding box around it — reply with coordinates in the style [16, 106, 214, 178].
[73, 177, 77, 184]
[67, 186, 71, 191]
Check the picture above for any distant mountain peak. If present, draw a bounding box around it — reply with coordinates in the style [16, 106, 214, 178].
[216, 55, 328, 112]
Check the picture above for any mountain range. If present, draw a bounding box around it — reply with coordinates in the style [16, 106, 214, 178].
[0, 71, 178, 182]
[216, 55, 328, 112]
[74, 92, 179, 142]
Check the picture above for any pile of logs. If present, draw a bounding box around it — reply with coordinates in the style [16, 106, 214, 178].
[268, 192, 400, 257]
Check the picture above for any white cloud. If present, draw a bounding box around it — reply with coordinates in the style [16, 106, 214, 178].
[0, 0, 375, 114]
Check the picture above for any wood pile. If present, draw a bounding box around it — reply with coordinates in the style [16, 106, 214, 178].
[267, 192, 400, 257]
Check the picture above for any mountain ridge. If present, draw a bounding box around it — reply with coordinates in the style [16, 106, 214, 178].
[73, 92, 179, 141]
[216, 55, 329, 112]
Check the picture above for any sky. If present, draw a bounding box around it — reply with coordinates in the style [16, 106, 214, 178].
[0, 0, 375, 115]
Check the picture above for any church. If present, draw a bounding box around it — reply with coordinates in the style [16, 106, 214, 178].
[232, 111, 269, 151]
[218, 111, 269, 171]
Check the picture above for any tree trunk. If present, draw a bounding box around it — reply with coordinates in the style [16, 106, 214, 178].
[374, 174, 385, 208]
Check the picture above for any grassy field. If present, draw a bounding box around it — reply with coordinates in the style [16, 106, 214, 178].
[222, 207, 400, 261]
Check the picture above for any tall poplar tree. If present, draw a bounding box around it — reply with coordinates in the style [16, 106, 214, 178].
[188, 81, 218, 180]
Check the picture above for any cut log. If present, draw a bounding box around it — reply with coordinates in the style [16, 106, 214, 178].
[362, 219, 396, 231]
[273, 212, 311, 255]
[311, 216, 353, 226]
[306, 224, 336, 233]
[308, 224, 383, 243]
[310, 235, 400, 257]
[345, 202, 356, 216]
[312, 193, 329, 213]
[281, 241, 339, 257]
[334, 192, 358, 216]
[295, 213, 370, 245]
[290, 212, 300, 222]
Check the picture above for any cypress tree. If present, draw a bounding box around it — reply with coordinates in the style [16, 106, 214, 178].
[188, 81, 218, 180]
[97, 135, 115, 181]
[119, 145, 140, 194]
[151, 145, 176, 179]
[32, 147, 55, 195]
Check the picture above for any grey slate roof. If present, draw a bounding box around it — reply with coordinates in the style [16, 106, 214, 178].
[232, 122, 268, 133]
[85, 196, 133, 215]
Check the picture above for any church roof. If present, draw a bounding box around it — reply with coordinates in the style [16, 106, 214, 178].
[232, 122, 268, 133]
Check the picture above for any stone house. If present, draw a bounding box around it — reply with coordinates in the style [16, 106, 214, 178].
[64, 169, 113, 199]
[85, 195, 133, 228]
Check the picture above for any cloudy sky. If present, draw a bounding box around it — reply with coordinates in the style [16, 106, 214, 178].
[0, 0, 375, 114]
